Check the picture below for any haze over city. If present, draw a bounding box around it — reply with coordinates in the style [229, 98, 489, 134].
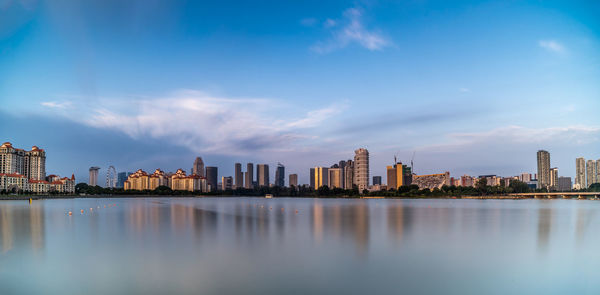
[1, 1, 598, 183]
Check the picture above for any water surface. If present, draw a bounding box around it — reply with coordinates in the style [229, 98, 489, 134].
[1, 197, 599, 294]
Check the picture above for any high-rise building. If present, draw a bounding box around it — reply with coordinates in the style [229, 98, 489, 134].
[89, 167, 100, 186]
[222, 176, 233, 190]
[344, 160, 354, 189]
[234, 163, 243, 189]
[558, 176, 572, 191]
[245, 163, 254, 188]
[550, 168, 558, 191]
[275, 163, 285, 187]
[0, 142, 46, 180]
[192, 157, 205, 177]
[575, 157, 586, 189]
[314, 167, 328, 188]
[373, 176, 382, 185]
[338, 160, 346, 189]
[309, 168, 315, 188]
[597, 159, 600, 185]
[536, 150, 550, 190]
[289, 174, 298, 187]
[257, 164, 269, 187]
[206, 166, 218, 191]
[328, 168, 342, 188]
[353, 148, 369, 191]
[587, 160, 597, 188]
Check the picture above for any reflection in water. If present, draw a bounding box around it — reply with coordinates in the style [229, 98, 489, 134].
[0, 202, 45, 254]
[2, 198, 600, 295]
[537, 207, 553, 252]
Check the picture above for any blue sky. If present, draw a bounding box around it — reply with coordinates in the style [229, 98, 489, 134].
[1, 0, 599, 185]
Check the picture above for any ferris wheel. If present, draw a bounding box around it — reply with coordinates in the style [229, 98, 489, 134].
[106, 165, 117, 188]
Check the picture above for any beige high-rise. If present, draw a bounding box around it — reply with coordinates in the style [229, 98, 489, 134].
[353, 148, 369, 191]
[575, 157, 586, 189]
[537, 150, 550, 190]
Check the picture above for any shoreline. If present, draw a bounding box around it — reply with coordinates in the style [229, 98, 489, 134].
[0, 194, 595, 201]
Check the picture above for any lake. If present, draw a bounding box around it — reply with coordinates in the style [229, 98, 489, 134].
[1, 197, 599, 294]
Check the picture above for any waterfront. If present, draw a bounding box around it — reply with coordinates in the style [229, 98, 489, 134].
[1, 197, 600, 294]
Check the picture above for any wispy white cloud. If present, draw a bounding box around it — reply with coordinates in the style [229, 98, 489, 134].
[41, 101, 72, 109]
[310, 7, 390, 54]
[43, 90, 345, 155]
[459, 88, 470, 93]
[538, 40, 565, 53]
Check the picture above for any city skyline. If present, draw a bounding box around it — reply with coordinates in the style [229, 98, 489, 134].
[1, 1, 599, 184]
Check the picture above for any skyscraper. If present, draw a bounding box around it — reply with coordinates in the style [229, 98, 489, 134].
[328, 168, 342, 188]
[275, 163, 285, 187]
[344, 160, 354, 189]
[245, 163, 254, 188]
[89, 167, 100, 186]
[314, 167, 328, 188]
[575, 157, 586, 189]
[309, 168, 315, 188]
[587, 160, 597, 188]
[206, 166, 218, 191]
[234, 163, 243, 189]
[536, 150, 550, 190]
[550, 167, 558, 191]
[289, 174, 298, 187]
[257, 164, 269, 187]
[338, 160, 346, 189]
[353, 148, 369, 191]
[192, 157, 204, 177]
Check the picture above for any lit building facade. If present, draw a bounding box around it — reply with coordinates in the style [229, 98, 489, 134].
[0, 142, 46, 180]
[328, 168, 342, 188]
[257, 164, 269, 187]
[575, 157, 586, 189]
[289, 174, 298, 187]
[353, 148, 369, 191]
[537, 150, 550, 190]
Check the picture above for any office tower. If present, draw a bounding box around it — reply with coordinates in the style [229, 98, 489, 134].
[373, 176, 382, 185]
[587, 160, 597, 187]
[338, 160, 346, 189]
[575, 157, 586, 189]
[192, 157, 204, 176]
[206, 166, 218, 191]
[309, 168, 315, 188]
[0, 142, 46, 180]
[234, 163, 243, 189]
[328, 168, 342, 188]
[549, 168, 558, 190]
[245, 163, 254, 188]
[314, 167, 329, 188]
[289, 174, 298, 187]
[222, 176, 233, 190]
[344, 160, 354, 189]
[117, 172, 128, 188]
[536, 150, 550, 190]
[353, 148, 369, 191]
[275, 163, 285, 187]
[387, 165, 397, 189]
[89, 167, 100, 186]
[257, 164, 269, 187]
[558, 177, 572, 192]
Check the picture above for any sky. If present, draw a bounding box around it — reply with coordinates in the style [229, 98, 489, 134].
[1, 0, 599, 185]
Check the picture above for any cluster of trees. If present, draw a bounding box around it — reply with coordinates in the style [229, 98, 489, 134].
[73, 179, 535, 198]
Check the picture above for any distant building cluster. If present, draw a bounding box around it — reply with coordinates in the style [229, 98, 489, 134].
[0, 142, 75, 194]
[575, 157, 600, 189]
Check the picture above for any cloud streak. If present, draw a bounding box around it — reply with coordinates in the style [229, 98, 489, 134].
[42, 90, 345, 156]
[310, 7, 390, 54]
[538, 40, 565, 53]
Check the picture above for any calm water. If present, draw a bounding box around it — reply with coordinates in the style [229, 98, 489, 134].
[1, 197, 599, 294]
